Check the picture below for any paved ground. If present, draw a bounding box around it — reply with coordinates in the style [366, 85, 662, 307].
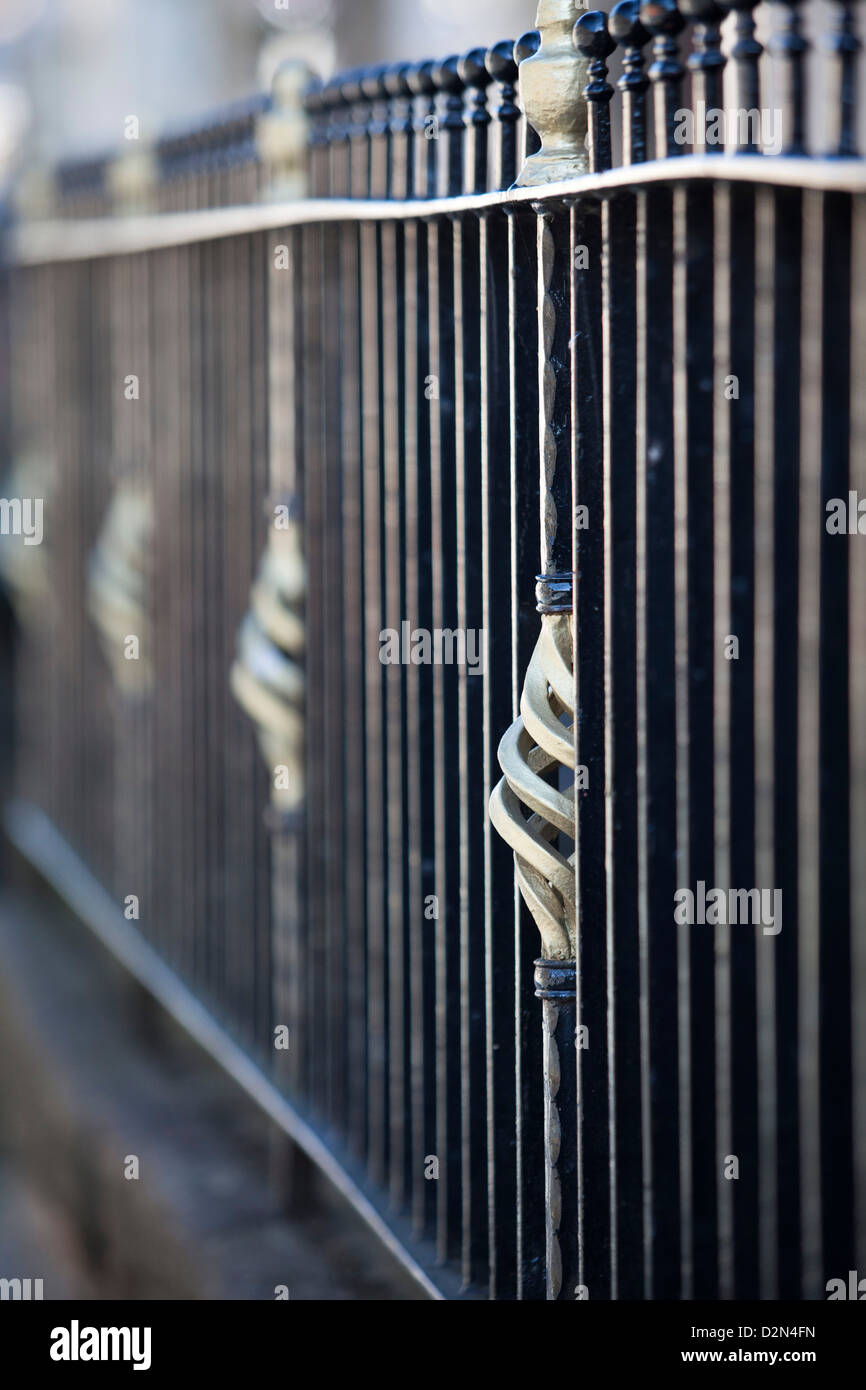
[0, 1161, 100, 1299]
[0, 884, 425, 1301]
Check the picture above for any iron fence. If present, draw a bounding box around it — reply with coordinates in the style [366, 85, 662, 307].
[2, 0, 866, 1301]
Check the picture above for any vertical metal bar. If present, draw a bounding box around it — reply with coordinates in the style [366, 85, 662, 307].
[479, 204, 512, 1297]
[771, 182, 804, 1299]
[267, 224, 301, 1097]
[826, 1, 860, 157]
[414, 213, 438, 1242]
[818, 188, 854, 1286]
[571, 187, 610, 1300]
[408, 62, 437, 200]
[302, 219, 327, 1112]
[712, 182, 734, 1300]
[679, 179, 719, 1299]
[850, 191, 866, 1282]
[766, 1, 808, 156]
[454, 205, 473, 1284]
[360, 215, 388, 1184]
[637, 176, 680, 1298]
[434, 57, 467, 198]
[537, 200, 578, 1303]
[754, 184, 778, 1301]
[574, 13, 616, 173]
[401, 213, 424, 1230]
[641, 0, 686, 159]
[728, 181, 759, 1302]
[343, 73, 366, 200]
[365, 68, 391, 200]
[317, 221, 346, 1120]
[459, 50, 492, 194]
[486, 43, 520, 191]
[672, 183, 693, 1302]
[381, 214, 406, 1208]
[454, 203, 488, 1287]
[188, 235, 205, 993]
[428, 203, 462, 1263]
[602, 188, 645, 1300]
[610, 4, 651, 166]
[506, 203, 545, 1301]
[681, 1, 726, 153]
[798, 188, 824, 1299]
[723, 0, 763, 152]
[338, 216, 368, 1158]
[386, 64, 414, 201]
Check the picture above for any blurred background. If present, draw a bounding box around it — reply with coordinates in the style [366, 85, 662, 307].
[0, 0, 534, 179]
[0, 0, 862, 198]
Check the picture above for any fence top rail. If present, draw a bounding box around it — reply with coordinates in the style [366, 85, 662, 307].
[10, 154, 866, 265]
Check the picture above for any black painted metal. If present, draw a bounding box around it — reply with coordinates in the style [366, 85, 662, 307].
[610, 3, 651, 165]
[827, 0, 862, 157]
[767, 1, 807, 156]
[5, 11, 866, 1307]
[486, 41, 520, 191]
[681, 0, 726, 153]
[408, 60, 438, 200]
[459, 49, 492, 195]
[574, 13, 616, 174]
[641, 0, 687, 159]
[723, 0, 763, 151]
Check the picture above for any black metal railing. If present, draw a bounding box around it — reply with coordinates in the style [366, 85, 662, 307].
[2, 1, 866, 1301]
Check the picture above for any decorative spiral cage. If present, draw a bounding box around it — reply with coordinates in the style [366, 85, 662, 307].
[230, 505, 305, 822]
[489, 609, 576, 961]
[87, 478, 154, 695]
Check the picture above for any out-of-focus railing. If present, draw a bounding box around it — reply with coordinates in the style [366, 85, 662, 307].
[2, 0, 866, 1302]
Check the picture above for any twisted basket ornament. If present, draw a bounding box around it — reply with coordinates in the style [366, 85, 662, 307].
[488, 590, 578, 1301]
[488, 609, 576, 960]
[231, 505, 305, 821]
[87, 477, 154, 695]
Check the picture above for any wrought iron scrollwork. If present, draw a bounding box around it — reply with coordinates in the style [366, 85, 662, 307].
[230, 499, 305, 826]
[489, 0, 588, 1301]
[489, 600, 576, 962]
[87, 478, 154, 695]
